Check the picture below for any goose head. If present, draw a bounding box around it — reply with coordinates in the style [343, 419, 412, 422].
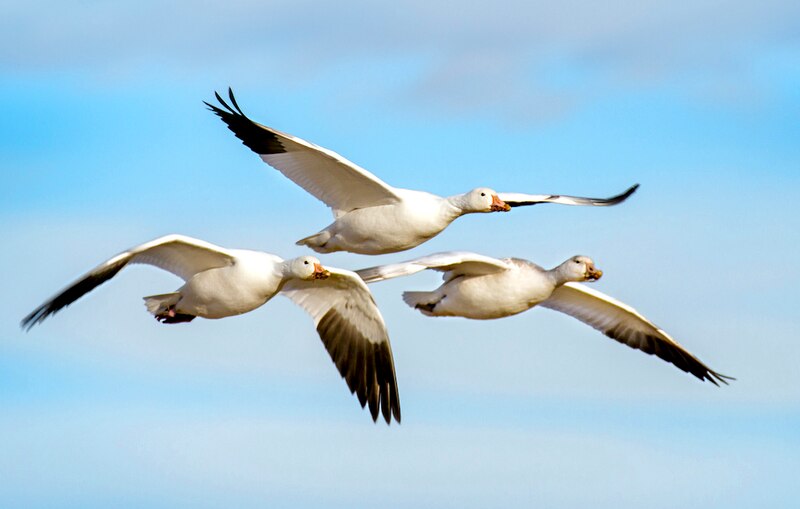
[558, 255, 603, 283]
[286, 256, 330, 281]
[459, 187, 510, 213]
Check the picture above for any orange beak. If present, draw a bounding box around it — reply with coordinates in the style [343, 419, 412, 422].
[313, 262, 331, 280]
[585, 266, 603, 281]
[490, 194, 511, 212]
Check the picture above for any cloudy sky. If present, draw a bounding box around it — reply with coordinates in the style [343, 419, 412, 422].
[2, 1, 799, 507]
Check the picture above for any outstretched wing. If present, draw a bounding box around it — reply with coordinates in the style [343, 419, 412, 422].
[281, 267, 401, 424]
[356, 251, 512, 284]
[540, 282, 733, 385]
[206, 88, 401, 215]
[21, 235, 235, 330]
[499, 184, 638, 208]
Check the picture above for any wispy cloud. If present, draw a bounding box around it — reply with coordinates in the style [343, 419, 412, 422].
[3, 1, 798, 121]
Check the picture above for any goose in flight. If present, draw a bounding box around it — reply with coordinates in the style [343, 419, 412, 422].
[22, 235, 401, 424]
[206, 89, 639, 255]
[357, 252, 732, 385]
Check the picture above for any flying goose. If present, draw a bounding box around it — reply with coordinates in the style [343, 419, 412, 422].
[206, 89, 639, 255]
[357, 251, 732, 385]
[22, 234, 401, 423]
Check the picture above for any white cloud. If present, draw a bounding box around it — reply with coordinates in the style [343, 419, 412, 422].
[2, 1, 798, 121]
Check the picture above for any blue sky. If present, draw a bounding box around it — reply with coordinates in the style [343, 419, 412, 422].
[1, 1, 799, 507]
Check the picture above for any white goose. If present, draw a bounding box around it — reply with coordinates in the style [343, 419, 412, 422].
[22, 234, 401, 423]
[357, 252, 732, 385]
[206, 89, 639, 255]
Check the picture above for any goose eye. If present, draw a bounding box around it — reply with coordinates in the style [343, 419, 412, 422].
[480, 192, 486, 197]
[574, 260, 580, 264]
[304, 260, 309, 265]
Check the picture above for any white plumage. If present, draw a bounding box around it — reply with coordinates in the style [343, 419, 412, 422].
[357, 251, 732, 385]
[206, 89, 638, 255]
[22, 234, 400, 423]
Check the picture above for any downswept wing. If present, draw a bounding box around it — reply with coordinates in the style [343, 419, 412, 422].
[499, 184, 639, 208]
[281, 267, 401, 424]
[206, 88, 401, 216]
[21, 235, 236, 330]
[540, 282, 733, 385]
[356, 251, 512, 284]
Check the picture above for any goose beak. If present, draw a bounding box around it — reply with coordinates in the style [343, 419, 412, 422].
[490, 194, 511, 212]
[313, 263, 331, 280]
[585, 266, 603, 281]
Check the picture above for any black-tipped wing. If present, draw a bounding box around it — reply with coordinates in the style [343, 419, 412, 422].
[21, 235, 235, 330]
[281, 267, 401, 424]
[356, 251, 512, 284]
[540, 283, 733, 385]
[499, 183, 639, 208]
[206, 88, 401, 215]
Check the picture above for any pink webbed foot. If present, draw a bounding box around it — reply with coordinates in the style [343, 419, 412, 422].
[155, 305, 195, 324]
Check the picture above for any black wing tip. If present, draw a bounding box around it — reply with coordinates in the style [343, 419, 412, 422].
[374, 394, 401, 425]
[706, 371, 735, 386]
[18, 259, 129, 334]
[226, 87, 246, 116]
[20, 300, 66, 331]
[206, 88, 287, 155]
[202, 100, 225, 115]
[598, 183, 640, 206]
[605, 328, 733, 388]
[20, 309, 45, 332]
[505, 182, 641, 208]
[205, 89, 238, 117]
[613, 183, 640, 203]
[316, 308, 401, 425]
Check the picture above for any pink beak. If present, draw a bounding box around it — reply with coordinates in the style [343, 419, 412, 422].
[491, 194, 511, 212]
[313, 263, 331, 280]
[585, 266, 603, 281]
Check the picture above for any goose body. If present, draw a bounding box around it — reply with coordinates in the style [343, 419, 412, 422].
[410, 258, 559, 319]
[304, 188, 463, 254]
[22, 234, 401, 423]
[206, 89, 639, 255]
[357, 251, 732, 385]
[169, 248, 284, 318]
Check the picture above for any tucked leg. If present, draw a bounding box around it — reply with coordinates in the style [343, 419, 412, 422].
[154, 305, 195, 324]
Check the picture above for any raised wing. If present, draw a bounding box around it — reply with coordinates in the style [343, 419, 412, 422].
[499, 183, 639, 208]
[540, 282, 733, 385]
[356, 251, 512, 284]
[21, 235, 235, 330]
[206, 88, 401, 215]
[281, 267, 401, 424]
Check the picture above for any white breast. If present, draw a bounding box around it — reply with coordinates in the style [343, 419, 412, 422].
[178, 250, 284, 318]
[331, 190, 459, 254]
[436, 263, 555, 319]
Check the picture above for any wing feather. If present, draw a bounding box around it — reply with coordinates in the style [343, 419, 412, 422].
[499, 184, 638, 208]
[21, 235, 235, 330]
[540, 282, 733, 385]
[356, 251, 512, 284]
[206, 88, 401, 213]
[281, 267, 401, 424]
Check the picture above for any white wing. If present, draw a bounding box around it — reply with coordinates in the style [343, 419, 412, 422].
[499, 184, 638, 208]
[356, 251, 513, 284]
[540, 283, 733, 385]
[280, 267, 401, 424]
[21, 234, 235, 330]
[207, 89, 401, 215]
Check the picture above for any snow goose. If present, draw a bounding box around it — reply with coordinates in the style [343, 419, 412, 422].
[357, 252, 732, 385]
[206, 89, 639, 255]
[21, 234, 400, 423]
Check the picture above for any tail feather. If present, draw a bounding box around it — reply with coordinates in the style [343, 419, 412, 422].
[402, 291, 440, 315]
[295, 230, 333, 253]
[143, 292, 181, 315]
